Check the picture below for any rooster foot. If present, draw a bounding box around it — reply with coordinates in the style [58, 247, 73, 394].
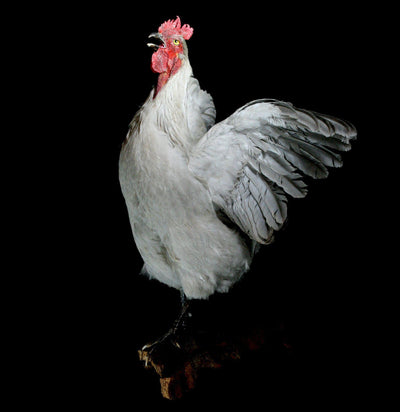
[141, 292, 192, 355]
[141, 327, 184, 354]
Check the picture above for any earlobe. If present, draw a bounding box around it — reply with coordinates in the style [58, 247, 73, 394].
[168, 55, 182, 76]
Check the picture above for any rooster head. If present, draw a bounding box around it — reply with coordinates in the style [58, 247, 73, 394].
[147, 17, 193, 96]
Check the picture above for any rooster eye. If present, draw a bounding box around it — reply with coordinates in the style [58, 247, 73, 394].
[173, 39, 180, 45]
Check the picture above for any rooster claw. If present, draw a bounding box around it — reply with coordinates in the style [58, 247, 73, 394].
[141, 329, 183, 354]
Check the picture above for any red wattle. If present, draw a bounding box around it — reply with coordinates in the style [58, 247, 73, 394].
[151, 49, 182, 97]
[155, 72, 169, 96]
[151, 48, 169, 74]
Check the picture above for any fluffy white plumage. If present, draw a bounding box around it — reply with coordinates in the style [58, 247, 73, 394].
[119, 32, 356, 299]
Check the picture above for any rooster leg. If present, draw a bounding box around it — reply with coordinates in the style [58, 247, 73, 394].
[142, 291, 191, 353]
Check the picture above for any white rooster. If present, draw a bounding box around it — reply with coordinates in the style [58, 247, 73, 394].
[119, 17, 356, 348]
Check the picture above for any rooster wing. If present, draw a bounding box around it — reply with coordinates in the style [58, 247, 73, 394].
[185, 77, 216, 141]
[189, 99, 357, 244]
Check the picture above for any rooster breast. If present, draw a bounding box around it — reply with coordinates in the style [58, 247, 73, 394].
[119, 74, 252, 299]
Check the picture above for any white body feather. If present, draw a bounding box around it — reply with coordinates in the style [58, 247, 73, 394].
[119, 55, 356, 299]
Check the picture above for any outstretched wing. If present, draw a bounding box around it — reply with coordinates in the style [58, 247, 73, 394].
[189, 99, 357, 244]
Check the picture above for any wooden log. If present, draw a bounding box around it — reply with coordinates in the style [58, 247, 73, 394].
[138, 326, 292, 400]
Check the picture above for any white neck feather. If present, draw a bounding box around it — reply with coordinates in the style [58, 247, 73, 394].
[145, 60, 193, 151]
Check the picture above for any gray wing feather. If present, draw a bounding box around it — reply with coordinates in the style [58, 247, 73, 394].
[189, 99, 357, 244]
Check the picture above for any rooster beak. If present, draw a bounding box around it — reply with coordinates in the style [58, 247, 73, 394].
[147, 32, 164, 50]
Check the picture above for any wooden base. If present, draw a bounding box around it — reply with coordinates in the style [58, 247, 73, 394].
[138, 325, 293, 400]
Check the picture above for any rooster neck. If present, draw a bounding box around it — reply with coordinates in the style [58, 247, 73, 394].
[147, 60, 194, 152]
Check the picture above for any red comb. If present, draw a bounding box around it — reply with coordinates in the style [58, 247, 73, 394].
[158, 16, 193, 40]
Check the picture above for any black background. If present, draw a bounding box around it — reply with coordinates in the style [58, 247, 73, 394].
[20, 2, 389, 409]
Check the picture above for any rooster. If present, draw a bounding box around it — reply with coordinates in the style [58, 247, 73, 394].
[119, 17, 357, 349]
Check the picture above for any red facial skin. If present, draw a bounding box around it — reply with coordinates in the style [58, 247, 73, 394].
[151, 38, 184, 97]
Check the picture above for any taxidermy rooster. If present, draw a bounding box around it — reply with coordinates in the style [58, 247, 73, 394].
[119, 17, 356, 349]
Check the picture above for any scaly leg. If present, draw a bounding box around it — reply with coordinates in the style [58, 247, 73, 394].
[142, 291, 191, 352]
